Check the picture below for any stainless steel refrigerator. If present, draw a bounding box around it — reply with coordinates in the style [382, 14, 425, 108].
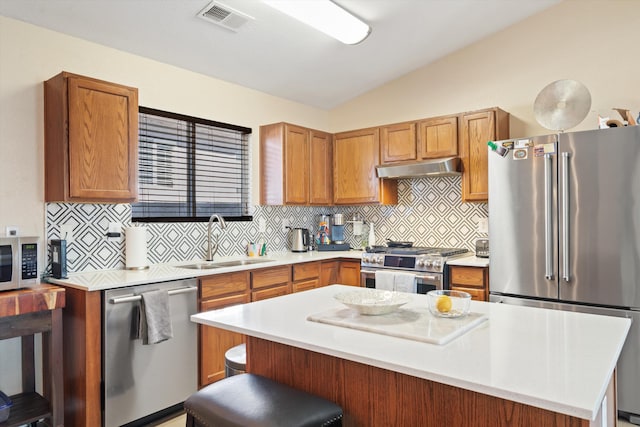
[488, 125, 640, 424]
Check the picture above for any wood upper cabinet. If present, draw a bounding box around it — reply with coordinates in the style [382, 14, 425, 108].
[418, 115, 458, 159]
[380, 122, 417, 163]
[333, 128, 397, 205]
[44, 72, 138, 203]
[199, 271, 249, 387]
[460, 108, 509, 202]
[260, 122, 332, 205]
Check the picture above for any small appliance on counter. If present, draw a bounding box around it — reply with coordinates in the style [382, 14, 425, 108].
[0, 235, 40, 290]
[475, 238, 489, 258]
[316, 213, 350, 251]
[288, 227, 310, 253]
[51, 238, 68, 279]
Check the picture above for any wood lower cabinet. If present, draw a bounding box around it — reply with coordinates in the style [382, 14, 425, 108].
[449, 265, 489, 301]
[338, 260, 361, 287]
[199, 272, 250, 387]
[460, 108, 509, 202]
[260, 122, 332, 205]
[334, 128, 397, 205]
[292, 262, 320, 292]
[320, 260, 340, 287]
[44, 72, 138, 203]
[250, 265, 291, 301]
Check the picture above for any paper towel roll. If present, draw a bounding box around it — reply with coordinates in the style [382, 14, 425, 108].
[125, 226, 148, 269]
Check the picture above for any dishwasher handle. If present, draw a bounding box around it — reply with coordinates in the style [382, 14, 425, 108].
[109, 286, 197, 304]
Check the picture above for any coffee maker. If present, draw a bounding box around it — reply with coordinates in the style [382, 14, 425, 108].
[316, 213, 350, 251]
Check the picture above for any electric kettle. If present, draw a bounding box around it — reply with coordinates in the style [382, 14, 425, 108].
[288, 227, 310, 252]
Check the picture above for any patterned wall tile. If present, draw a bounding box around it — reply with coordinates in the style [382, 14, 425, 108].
[46, 176, 488, 273]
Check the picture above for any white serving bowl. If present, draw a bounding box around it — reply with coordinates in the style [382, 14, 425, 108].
[334, 289, 411, 315]
[427, 290, 471, 318]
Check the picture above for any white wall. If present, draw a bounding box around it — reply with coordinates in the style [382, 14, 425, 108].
[0, 15, 331, 241]
[328, 0, 640, 136]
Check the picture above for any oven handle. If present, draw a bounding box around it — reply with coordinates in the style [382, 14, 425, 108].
[109, 286, 197, 304]
[360, 269, 439, 282]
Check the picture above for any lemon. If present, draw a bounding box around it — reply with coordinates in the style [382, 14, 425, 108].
[436, 295, 452, 313]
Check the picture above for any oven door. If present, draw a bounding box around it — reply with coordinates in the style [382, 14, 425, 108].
[360, 268, 443, 294]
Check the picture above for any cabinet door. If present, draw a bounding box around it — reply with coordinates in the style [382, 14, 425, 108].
[309, 130, 333, 205]
[67, 76, 138, 201]
[338, 260, 361, 287]
[320, 261, 340, 287]
[460, 108, 509, 202]
[199, 293, 249, 387]
[418, 116, 458, 159]
[284, 124, 309, 204]
[334, 128, 397, 204]
[380, 122, 417, 163]
[293, 262, 321, 281]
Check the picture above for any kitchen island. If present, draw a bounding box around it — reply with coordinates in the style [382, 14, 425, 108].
[192, 285, 631, 426]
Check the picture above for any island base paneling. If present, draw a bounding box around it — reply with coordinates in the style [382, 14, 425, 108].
[246, 337, 592, 427]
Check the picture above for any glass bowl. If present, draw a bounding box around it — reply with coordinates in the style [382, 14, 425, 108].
[334, 289, 411, 315]
[427, 290, 471, 318]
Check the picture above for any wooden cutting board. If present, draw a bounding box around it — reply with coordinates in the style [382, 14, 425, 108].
[308, 306, 487, 345]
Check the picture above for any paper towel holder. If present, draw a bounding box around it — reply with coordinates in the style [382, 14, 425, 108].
[125, 226, 150, 270]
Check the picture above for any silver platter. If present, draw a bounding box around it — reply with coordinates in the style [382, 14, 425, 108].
[533, 79, 592, 131]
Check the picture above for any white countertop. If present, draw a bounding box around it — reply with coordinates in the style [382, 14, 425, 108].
[447, 254, 490, 267]
[191, 285, 630, 421]
[46, 251, 361, 291]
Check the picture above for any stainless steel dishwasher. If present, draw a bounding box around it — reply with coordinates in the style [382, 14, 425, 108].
[103, 279, 198, 427]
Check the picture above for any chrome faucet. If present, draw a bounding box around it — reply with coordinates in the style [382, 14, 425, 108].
[206, 214, 227, 261]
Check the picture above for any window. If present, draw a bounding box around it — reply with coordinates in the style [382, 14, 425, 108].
[132, 107, 252, 222]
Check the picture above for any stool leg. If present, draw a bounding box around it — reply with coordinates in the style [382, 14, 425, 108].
[185, 413, 195, 427]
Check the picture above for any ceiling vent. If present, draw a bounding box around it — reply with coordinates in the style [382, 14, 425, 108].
[197, 1, 254, 32]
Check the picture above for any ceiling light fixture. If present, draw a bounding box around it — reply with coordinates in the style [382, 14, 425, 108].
[263, 0, 371, 45]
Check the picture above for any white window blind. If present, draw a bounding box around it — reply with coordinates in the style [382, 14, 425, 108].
[132, 107, 251, 222]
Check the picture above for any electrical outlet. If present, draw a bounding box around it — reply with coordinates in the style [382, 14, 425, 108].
[477, 218, 488, 234]
[107, 222, 122, 241]
[5, 226, 18, 236]
[281, 218, 290, 232]
[258, 218, 266, 233]
[60, 223, 74, 243]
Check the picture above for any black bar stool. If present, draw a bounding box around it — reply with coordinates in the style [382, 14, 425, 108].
[185, 373, 343, 427]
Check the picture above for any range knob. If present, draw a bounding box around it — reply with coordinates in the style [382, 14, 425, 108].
[416, 259, 425, 267]
[362, 256, 371, 263]
[433, 260, 442, 270]
[425, 260, 434, 269]
[375, 256, 384, 264]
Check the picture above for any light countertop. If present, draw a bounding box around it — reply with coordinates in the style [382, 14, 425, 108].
[46, 251, 361, 291]
[191, 285, 630, 421]
[447, 254, 490, 267]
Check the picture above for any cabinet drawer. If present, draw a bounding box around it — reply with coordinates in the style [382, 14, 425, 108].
[200, 271, 249, 300]
[251, 266, 291, 289]
[450, 266, 486, 287]
[200, 293, 249, 312]
[293, 262, 321, 281]
[292, 279, 318, 293]
[451, 286, 486, 302]
[251, 284, 290, 301]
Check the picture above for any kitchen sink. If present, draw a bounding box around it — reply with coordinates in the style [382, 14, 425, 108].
[178, 259, 273, 270]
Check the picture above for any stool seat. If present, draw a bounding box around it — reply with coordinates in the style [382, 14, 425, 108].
[185, 373, 342, 427]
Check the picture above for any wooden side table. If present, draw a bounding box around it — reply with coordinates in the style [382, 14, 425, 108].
[0, 284, 65, 427]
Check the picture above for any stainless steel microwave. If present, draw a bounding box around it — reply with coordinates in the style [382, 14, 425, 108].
[0, 236, 39, 291]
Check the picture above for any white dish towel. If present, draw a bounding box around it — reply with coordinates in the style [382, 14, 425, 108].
[374, 270, 396, 291]
[374, 271, 417, 293]
[393, 272, 417, 293]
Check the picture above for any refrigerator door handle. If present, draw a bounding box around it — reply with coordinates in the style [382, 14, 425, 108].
[562, 152, 571, 282]
[544, 153, 554, 280]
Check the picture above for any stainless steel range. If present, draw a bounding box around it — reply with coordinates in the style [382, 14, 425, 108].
[360, 246, 468, 293]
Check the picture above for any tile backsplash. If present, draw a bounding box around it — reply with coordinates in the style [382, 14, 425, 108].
[46, 176, 488, 272]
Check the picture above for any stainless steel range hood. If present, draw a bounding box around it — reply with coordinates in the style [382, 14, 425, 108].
[376, 157, 461, 179]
